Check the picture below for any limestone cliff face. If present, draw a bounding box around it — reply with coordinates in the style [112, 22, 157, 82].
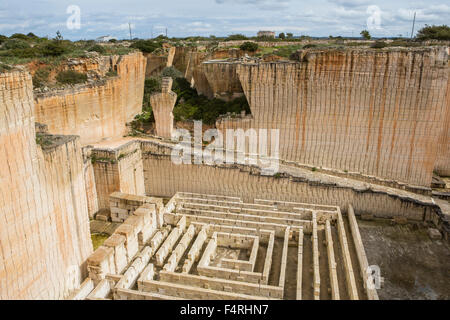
[216, 48, 449, 187]
[202, 61, 244, 101]
[173, 47, 247, 99]
[144, 47, 176, 77]
[435, 72, 450, 176]
[0, 71, 92, 299]
[34, 52, 147, 145]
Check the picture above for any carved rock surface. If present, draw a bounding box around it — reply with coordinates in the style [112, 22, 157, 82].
[0, 71, 93, 299]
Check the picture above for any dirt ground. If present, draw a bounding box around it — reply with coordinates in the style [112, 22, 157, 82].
[358, 220, 450, 300]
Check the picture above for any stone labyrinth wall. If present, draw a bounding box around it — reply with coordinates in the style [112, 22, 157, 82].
[70, 192, 378, 300]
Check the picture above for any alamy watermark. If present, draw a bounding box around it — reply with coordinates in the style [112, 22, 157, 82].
[66, 5, 81, 30]
[171, 121, 280, 175]
[367, 265, 384, 290]
[366, 5, 382, 31]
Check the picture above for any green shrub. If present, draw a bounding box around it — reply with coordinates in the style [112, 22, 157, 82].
[32, 68, 51, 88]
[27, 32, 39, 39]
[88, 44, 106, 54]
[172, 78, 251, 125]
[303, 44, 317, 49]
[40, 41, 68, 56]
[0, 35, 8, 45]
[10, 33, 30, 40]
[240, 42, 259, 52]
[106, 69, 118, 77]
[371, 41, 387, 49]
[130, 40, 162, 53]
[416, 24, 450, 41]
[56, 70, 87, 85]
[161, 66, 183, 80]
[3, 39, 30, 50]
[226, 34, 248, 41]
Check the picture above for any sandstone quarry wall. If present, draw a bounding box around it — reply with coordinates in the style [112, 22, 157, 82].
[92, 141, 145, 210]
[0, 71, 92, 299]
[173, 47, 247, 99]
[216, 48, 449, 187]
[34, 52, 147, 145]
[144, 47, 176, 77]
[435, 74, 450, 176]
[202, 62, 244, 100]
[140, 141, 440, 223]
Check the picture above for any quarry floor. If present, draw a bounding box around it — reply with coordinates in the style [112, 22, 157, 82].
[359, 219, 450, 300]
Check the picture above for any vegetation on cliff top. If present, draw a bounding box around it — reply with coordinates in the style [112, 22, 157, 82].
[133, 66, 251, 132]
[0, 31, 134, 68]
[416, 25, 450, 41]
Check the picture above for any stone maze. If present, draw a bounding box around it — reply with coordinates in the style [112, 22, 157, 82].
[69, 192, 378, 300]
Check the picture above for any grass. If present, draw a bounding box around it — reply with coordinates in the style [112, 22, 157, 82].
[91, 233, 110, 250]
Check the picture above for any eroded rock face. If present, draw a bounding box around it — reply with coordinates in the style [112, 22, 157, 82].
[215, 48, 449, 187]
[0, 71, 93, 299]
[435, 73, 450, 176]
[150, 77, 177, 139]
[202, 61, 244, 101]
[34, 52, 147, 145]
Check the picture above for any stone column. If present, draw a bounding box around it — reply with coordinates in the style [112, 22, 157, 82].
[150, 77, 177, 139]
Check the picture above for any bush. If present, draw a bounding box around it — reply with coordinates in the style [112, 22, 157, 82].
[56, 70, 87, 85]
[161, 66, 183, 80]
[0, 35, 8, 45]
[10, 33, 30, 40]
[371, 41, 387, 49]
[416, 25, 450, 41]
[303, 44, 317, 49]
[130, 40, 162, 53]
[226, 34, 248, 41]
[32, 67, 50, 88]
[40, 41, 68, 56]
[106, 70, 118, 77]
[88, 44, 106, 54]
[240, 42, 258, 52]
[3, 39, 30, 50]
[172, 78, 251, 124]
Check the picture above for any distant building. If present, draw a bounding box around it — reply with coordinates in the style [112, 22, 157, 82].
[257, 31, 276, 38]
[96, 35, 116, 42]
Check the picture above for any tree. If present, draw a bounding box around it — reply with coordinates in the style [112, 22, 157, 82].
[416, 25, 450, 41]
[55, 31, 63, 41]
[279, 32, 286, 40]
[360, 30, 371, 40]
[240, 41, 259, 52]
[286, 33, 294, 39]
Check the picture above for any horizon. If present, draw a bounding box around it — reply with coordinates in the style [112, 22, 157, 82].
[1, 0, 449, 40]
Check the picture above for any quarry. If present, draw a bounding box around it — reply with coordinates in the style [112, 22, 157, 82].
[0, 35, 449, 300]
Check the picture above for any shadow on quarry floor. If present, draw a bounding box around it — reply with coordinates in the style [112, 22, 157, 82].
[358, 220, 450, 300]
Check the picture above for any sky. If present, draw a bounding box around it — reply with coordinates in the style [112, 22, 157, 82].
[0, 0, 449, 40]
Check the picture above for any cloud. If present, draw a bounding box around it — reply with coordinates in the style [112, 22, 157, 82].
[215, 0, 290, 10]
[328, 0, 370, 8]
[0, 0, 448, 39]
